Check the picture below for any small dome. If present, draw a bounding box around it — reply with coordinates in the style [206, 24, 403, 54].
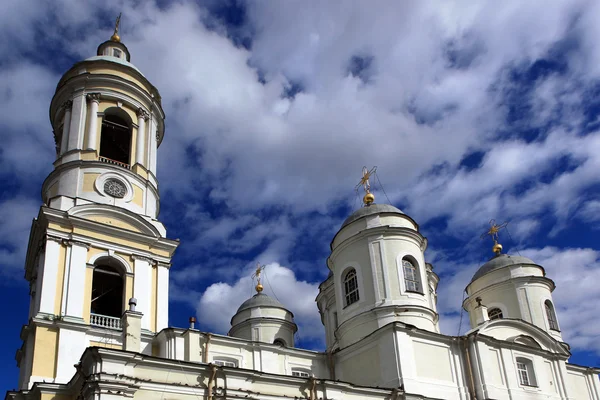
[236, 293, 291, 315]
[471, 253, 538, 282]
[341, 203, 404, 229]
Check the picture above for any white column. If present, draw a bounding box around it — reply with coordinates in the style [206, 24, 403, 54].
[135, 108, 149, 166]
[65, 241, 89, 319]
[38, 237, 62, 315]
[59, 100, 72, 155]
[148, 116, 158, 175]
[55, 329, 87, 383]
[157, 264, 170, 331]
[132, 256, 152, 331]
[67, 91, 86, 151]
[85, 93, 101, 150]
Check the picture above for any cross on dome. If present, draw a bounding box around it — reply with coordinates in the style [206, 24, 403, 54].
[480, 219, 509, 255]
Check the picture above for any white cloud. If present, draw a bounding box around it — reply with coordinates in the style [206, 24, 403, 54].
[197, 263, 321, 345]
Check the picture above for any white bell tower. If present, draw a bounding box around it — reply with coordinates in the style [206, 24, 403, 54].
[15, 18, 179, 390]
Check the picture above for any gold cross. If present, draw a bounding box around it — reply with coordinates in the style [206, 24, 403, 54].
[480, 219, 509, 254]
[114, 13, 121, 36]
[252, 263, 265, 293]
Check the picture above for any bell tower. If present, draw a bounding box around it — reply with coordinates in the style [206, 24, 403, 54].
[15, 19, 179, 390]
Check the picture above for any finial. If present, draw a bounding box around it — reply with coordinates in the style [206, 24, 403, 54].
[252, 262, 265, 293]
[355, 166, 377, 206]
[111, 13, 122, 42]
[480, 219, 508, 255]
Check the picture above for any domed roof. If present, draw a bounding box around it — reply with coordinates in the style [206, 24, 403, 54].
[84, 55, 144, 76]
[341, 203, 404, 229]
[236, 293, 290, 314]
[471, 253, 538, 282]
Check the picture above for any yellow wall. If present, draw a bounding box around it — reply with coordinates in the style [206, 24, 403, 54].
[133, 185, 144, 207]
[41, 394, 73, 400]
[88, 68, 149, 94]
[31, 327, 58, 378]
[54, 244, 67, 316]
[82, 173, 100, 192]
[85, 216, 142, 233]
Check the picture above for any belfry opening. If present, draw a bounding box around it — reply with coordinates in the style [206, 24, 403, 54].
[99, 108, 132, 165]
[91, 261, 124, 319]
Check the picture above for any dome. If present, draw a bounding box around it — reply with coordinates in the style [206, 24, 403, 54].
[236, 293, 291, 315]
[84, 55, 144, 76]
[471, 253, 538, 282]
[341, 203, 404, 229]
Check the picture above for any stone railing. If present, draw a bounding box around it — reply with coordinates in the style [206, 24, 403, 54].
[99, 156, 131, 170]
[90, 313, 122, 330]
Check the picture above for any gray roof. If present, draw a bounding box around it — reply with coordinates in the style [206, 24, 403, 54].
[471, 254, 538, 282]
[84, 55, 145, 76]
[341, 203, 404, 229]
[236, 293, 290, 314]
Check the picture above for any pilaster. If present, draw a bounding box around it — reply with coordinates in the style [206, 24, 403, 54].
[67, 90, 86, 151]
[85, 93, 101, 151]
[59, 100, 72, 155]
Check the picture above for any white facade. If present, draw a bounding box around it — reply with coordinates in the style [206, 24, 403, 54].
[6, 31, 600, 400]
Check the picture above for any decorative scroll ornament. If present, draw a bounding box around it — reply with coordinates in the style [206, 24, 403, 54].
[104, 178, 127, 198]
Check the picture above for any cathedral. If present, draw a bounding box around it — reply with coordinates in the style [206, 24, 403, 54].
[5, 24, 600, 400]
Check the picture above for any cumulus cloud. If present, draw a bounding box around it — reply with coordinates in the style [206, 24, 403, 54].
[197, 263, 321, 345]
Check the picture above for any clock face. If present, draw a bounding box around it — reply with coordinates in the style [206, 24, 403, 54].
[104, 178, 127, 198]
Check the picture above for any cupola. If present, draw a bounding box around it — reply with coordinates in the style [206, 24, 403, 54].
[229, 268, 298, 347]
[464, 227, 562, 341]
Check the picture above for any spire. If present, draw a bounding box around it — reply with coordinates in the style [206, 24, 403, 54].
[480, 219, 508, 255]
[356, 166, 377, 206]
[110, 13, 122, 42]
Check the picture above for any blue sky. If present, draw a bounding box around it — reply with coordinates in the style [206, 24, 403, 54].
[2, 0, 600, 392]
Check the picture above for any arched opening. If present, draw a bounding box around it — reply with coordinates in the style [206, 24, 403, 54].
[343, 268, 359, 307]
[402, 257, 423, 294]
[90, 259, 125, 326]
[99, 108, 132, 165]
[488, 307, 503, 320]
[515, 357, 537, 387]
[273, 338, 286, 347]
[545, 300, 559, 331]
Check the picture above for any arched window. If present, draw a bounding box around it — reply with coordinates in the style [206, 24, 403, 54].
[343, 269, 359, 307]
[402, 258, 422, 293]
[99, 108, 132, 166]
[545, 300, 559, 331]
[91, 260, 124, 324]
[488, 308, 503, 320]
[274, 338, 286, 347]
[515, 357, 537, 387]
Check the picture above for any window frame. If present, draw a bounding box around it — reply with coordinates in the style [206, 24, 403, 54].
[544, 300, 560, 331]
[515, 356, 537, 387]
[488, 307, 503, 321]
[401, 257, 423, 295]
[342, 268, 360, 308]
[291, 368, 311, 378]
[212, 358, 238, 368]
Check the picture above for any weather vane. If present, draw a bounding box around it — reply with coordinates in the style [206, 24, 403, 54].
[111, 13, 122, 42]
[480, 219, 508, 255]
[251, 262, 265, 293]
[355, 166, 377, 206]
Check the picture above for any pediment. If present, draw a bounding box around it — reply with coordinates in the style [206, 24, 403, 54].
[67, 204, 160, 237]
[477, 319, 569, 355]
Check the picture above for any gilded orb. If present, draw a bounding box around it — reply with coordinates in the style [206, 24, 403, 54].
[363, 192, 375, 205]
[110, 33, 121, 42]
[492, 242, 503, 255]
[255, 283, 264, 292]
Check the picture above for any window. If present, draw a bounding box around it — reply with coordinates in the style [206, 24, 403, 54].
[488, 308, 503, 320]
[402, 258, 422, 293]
[91, 263, 124, 318]
[100, 109, 132, 165]
[292, 369, 310, 378]
[213, 359, 237, 367]
[343, 269, 359, 307]
[113, 48, 122, 58]
[273, 338, 286, 347]
[515, 357, 537, 387]
[545, 300, 559, 331]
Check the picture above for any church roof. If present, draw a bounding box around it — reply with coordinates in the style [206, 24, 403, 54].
[84, 55, 144, 76]
[471, 253, 538, 282]
[341, 203, 404, 229]
[236, 293, 290, 314]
